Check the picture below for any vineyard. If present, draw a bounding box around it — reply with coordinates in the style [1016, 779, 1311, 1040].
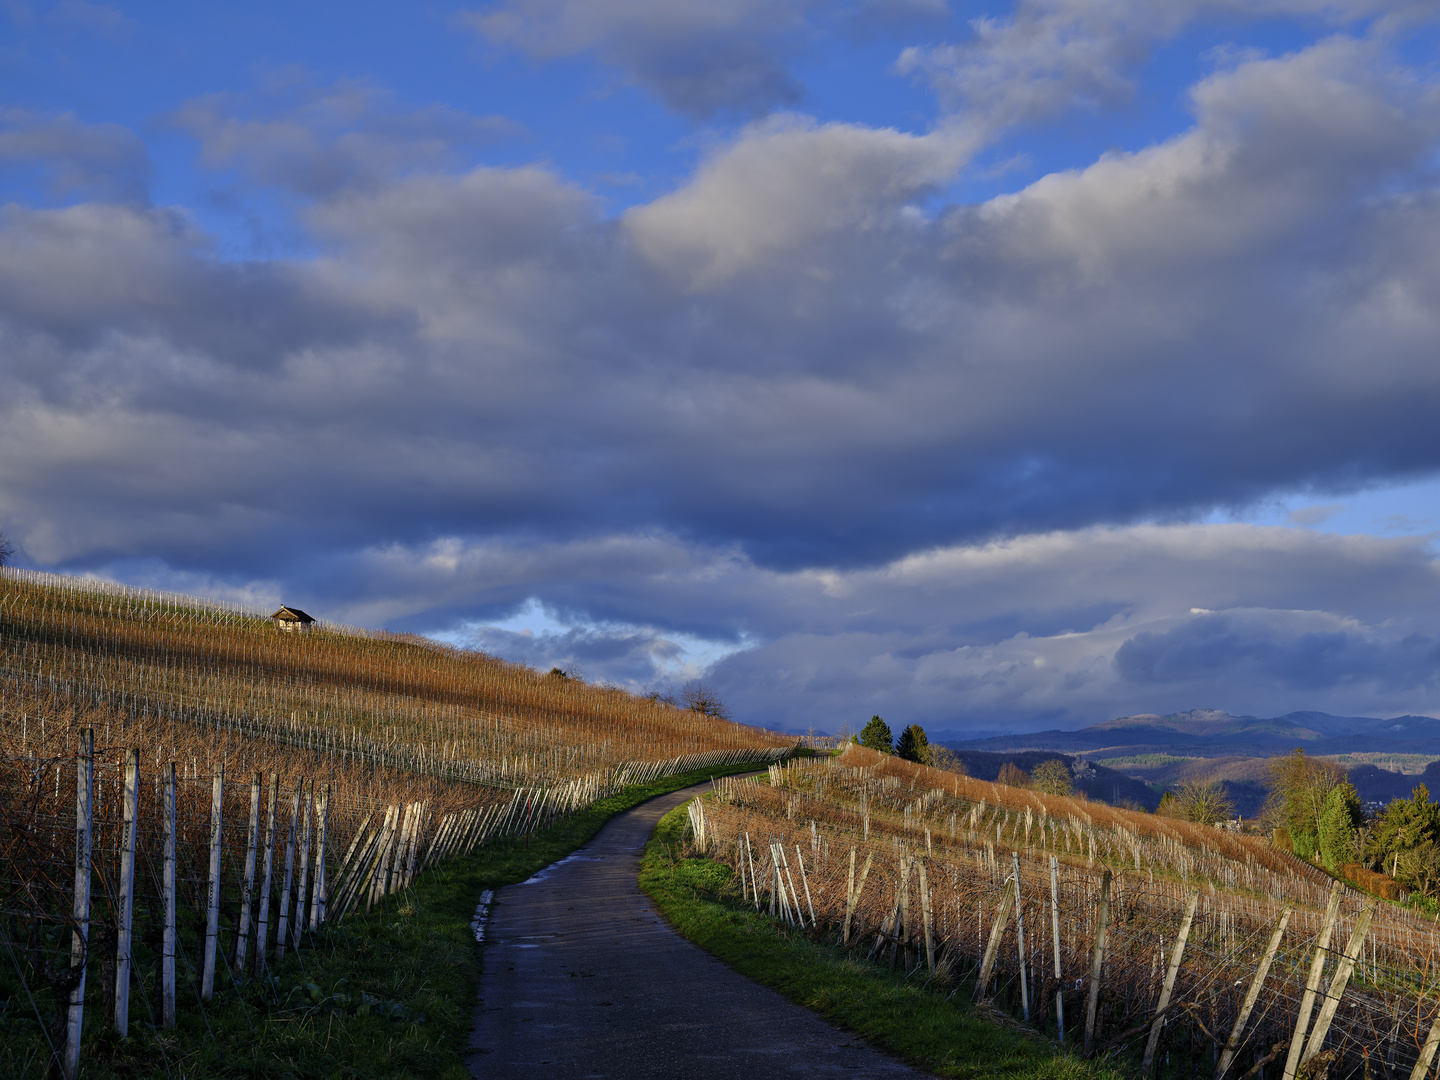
[0, 568, 790, 1078]
[685, 746, 1440, 1080]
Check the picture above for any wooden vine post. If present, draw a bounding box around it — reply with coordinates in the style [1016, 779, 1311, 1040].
[161, 761, 177, 1027]
[1142, 889, 1199, 1076]
[918, 859, 934, 972]
[1216, 907, 1291, 1080]
[114, 747, 140, 1035]
[235, 770, 261, 973]
[276, 778, 301, 961]
[62, 728, 94, 1080]
[1083, 869, 1113, 1056]
[311, 783, 331, 928]
[1409, 1014, 1440, 1080]
[843, 850, 873, 945]
[1013, 852, 1029, 1021]
[974, 873, 1017, 1003]
[1300, 902, 1375, 1068]
[293, 779, 313, 948]
[1050, 855, 1065, 1043]
[201, 764, 224, 1000]
[1281, 882, 1344, 1080]
[254, 771, 279, 972]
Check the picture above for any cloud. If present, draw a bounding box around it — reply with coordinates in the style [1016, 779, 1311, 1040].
[7, 34, 1440, 740]
[461, 0, 816, 117]
[0, 109, 150, 203]
[625, 115, 970, 286]
[897, 0, 1423, 133]
[170, 72, 517, 198]
[1114, 609, 1440, 693]
[145, 522, 1440, 731]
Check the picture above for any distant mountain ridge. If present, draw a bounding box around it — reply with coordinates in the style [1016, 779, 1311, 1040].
[947, 708, 1440, 758]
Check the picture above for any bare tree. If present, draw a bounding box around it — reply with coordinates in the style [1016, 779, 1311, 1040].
[679, 680, 730, 720]
[0, 531, 13, 567]
[1173, 779, 1234, 825]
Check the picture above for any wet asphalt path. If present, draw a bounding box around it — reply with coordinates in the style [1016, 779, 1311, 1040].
[467, 780, 932, 1079]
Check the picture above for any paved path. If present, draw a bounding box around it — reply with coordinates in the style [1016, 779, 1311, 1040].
[467, 781, 933, 1079]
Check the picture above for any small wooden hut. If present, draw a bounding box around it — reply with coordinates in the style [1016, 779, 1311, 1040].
[270, 605, 316, 633]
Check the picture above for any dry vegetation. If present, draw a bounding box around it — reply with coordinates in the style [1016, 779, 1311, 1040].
[0, 567, 788, 1073]
[685, 746, 1440, 1080]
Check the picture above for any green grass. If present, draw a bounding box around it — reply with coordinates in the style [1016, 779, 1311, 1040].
[640, 803, 1128, 1080]
[0, 761, 768, 1080]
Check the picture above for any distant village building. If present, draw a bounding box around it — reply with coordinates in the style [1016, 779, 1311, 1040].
[270, 606, 316, 633]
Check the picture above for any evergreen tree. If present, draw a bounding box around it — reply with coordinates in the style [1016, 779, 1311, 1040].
[859, 715, 893, 754]
[1366, 784, 1440, 884]
[895, 724, 931, 764]
[1316, 782, 1363, 871]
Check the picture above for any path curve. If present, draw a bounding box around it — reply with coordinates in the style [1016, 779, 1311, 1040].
[467, 780, 933, 1079]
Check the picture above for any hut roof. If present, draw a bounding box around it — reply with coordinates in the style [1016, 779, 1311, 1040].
[269, 606, 316, 623]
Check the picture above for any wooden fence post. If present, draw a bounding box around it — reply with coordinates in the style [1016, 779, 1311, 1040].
[201, 765, 224, 1000]
[1083, 869, 1113, 1056]
[974, 874, 1017, 1003]
[234, 771, 261, 973]
[1216, 907, 1291, 1080]
[1050, 855, 1065, 1043]
[253, 772, 279, 973]
[114, 747, 139, 1036]
[62, 728, 94, 1080]
[162, 761, 176, 1028]
[1281, 882, 1344, 1080]
[1300, 903, 1375, 1067]
[1142, 890, 1199, 1076]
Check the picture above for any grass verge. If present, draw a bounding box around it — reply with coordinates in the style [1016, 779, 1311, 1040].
[0, 761, 767, 1080]
[640, 802, 1128, 1080]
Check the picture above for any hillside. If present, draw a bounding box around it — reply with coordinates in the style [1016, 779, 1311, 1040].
[0, 567, 788, 1075]
[683, 745, 1440, 1080]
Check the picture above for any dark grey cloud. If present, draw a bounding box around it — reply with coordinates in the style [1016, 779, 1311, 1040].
[5, 39, 1440, 580]
[1115, 611, 1440, 693]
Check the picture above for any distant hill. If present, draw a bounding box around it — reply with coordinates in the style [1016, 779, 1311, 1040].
[951, 749, 1159, 810]
[948, 708, 1440, 758]
[945, 708, 1440, 815]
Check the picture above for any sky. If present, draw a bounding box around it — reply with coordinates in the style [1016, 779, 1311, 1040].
[6, 1, 1440, 737]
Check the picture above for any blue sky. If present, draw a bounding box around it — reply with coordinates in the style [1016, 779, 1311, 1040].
[7, 0, 1440, 735]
